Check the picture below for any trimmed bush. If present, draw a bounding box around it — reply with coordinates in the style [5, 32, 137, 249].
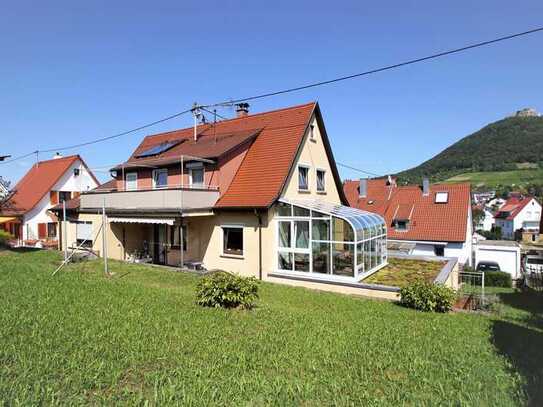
[196, 271, 258, 309]
[0, 230, 12, 248]
[484, 271, 512, 288]
[400, 280, 456, 312]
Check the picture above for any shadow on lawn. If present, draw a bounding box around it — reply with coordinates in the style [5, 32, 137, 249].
[491, 289, 543, 406]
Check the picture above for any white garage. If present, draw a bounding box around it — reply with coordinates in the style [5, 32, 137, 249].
[474, 240, 521, 279]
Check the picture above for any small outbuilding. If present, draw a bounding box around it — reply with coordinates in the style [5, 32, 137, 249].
[474, 240, 521, 279]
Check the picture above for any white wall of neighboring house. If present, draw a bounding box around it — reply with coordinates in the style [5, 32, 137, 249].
[477, 209, 495, 232]
[496, 199, 541, 239]
[22, 159, 98, 240]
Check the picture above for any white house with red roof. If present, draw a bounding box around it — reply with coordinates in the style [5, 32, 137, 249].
[59, 102, 393, 290]
[343, 177, 473, 265]
[0, 154, 99, 246]
[494, 195, 541, 240]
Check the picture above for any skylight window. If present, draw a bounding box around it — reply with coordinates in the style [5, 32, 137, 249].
[135, 140, 181, 158]
[435, 192, 449, 204]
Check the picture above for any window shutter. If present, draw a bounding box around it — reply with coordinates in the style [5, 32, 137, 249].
[38, 223, 47, 239]
[50, 191, 59, 205]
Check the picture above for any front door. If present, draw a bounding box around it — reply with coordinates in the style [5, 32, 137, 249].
[153, 224, 167, 264]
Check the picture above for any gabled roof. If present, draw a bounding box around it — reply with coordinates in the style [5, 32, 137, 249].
[344, 180, 471, 242]
[1, 155, 98, 215]
[115, 101, 346, 209]
[113, 128, 260, 170]
[493, 196, 537, 221]
[216, 102, 347, 208]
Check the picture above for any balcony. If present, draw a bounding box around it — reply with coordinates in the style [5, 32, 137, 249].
[80, 185, 220, 213]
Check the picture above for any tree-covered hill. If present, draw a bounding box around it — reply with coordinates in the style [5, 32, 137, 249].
[397, 115, 543, 184]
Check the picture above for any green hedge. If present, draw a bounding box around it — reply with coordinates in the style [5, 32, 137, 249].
[0, 230, 12, 247]
[400, 281, 456, 313]
[196, 271, 259, 309]
[484, 271, 512, 288]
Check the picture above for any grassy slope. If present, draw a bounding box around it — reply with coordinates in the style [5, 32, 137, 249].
[444, 168, 543, 188]
[0, 250, 541, 405]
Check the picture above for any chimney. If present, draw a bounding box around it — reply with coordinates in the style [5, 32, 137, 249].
[53, 152, 63, 160]
[422, 177, 430, 196]
[359, 178, 367, 198]
[236, 103, 250, 118]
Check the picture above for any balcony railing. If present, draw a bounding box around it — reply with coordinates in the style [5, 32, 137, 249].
[80, 185, 220, 212]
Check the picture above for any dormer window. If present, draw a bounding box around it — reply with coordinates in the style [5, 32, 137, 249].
[152, 168, 168, 189]
[395, 220, 409, 231]
[187, 162, 204, 187]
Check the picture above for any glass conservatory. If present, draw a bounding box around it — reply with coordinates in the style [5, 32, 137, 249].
[275, 199, 387, 282]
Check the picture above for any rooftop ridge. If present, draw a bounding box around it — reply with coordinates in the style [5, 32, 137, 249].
[143, 101, 317, 141]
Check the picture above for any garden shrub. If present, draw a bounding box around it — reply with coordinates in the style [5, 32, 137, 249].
[196, 271, 259, 309]
[484, 271, 512, 288]
[0, 230, 12, 248]
[400, 280, 456, 312]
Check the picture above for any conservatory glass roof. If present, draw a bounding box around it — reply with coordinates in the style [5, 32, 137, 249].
[279, 198, 386, 242]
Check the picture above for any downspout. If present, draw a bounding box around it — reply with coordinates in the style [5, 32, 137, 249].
[254, 209, 262, 280]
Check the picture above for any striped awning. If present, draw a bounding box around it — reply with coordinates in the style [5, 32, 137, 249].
[108, 217, 175, 225]
[0, 216, 16, 224]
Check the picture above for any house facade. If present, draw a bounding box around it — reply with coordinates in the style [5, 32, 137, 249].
[494, 196, 541, 240]
[0, 154, 99, 246]
[343, 178, 473, 266]
[61, 102, 388, 288]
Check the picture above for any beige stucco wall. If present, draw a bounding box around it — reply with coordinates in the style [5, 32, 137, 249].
[281, 115, 342, 204]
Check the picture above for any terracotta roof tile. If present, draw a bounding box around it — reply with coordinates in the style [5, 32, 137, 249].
[1, 155, 96, 215]
[344, 180, 471, 242]
[494, 196, 535, 220]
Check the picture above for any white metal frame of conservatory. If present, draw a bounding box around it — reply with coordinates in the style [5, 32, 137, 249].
[274, 198, 387, 283]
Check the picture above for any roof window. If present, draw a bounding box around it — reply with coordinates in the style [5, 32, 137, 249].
[435, 192, 449, 204]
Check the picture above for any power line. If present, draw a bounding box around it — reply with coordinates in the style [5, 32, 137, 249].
[2, 26, 542, 166]
[0, 108, 193, 165]
[336, 162, 383, 178]
[203, 26, 543, 107]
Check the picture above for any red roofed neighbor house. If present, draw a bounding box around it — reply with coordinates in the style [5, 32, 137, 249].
[344, 177, 473, 265]
[494, 195, 541, 240]
[61, 102, 391, 287]
[0, 154, 99, 246]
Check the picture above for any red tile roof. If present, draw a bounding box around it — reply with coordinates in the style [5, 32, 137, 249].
[115, 101, 346, 209]
[216, 102, 346, 208]
[113, 129, 260, 170]
[344, 180, 471, 242]
[494, 196, 535, 220]
[2, 155, 97, 215]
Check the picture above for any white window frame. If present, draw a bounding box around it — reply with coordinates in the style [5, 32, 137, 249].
[125, 172, 138, 191]
[152, 168, 168, 189]
[298, 164, 310, 192]
[221, 225, 244, 258]
[189, 166, 205, 188]
[316, 168, 326, 193]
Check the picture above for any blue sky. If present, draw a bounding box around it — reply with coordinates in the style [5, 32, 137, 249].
[0, 1, 542, 184]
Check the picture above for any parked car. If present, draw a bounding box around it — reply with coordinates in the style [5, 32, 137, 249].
[476, 261, 501, 272]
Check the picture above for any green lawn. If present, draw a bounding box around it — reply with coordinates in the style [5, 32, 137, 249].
[363, 258, 445, 287]
[1, 250, 542, 405]
[444, 168, 543, 188]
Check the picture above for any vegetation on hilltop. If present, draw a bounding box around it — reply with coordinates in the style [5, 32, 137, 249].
[397, 116, 543, 184]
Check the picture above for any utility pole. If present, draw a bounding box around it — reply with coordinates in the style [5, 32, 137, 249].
[63, 200, 68, 261]
[180, 155, 184, 270]
[102, 197, 108, 275]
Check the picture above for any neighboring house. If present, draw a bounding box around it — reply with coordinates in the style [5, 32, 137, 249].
[473, 204, 495, 232]
[0, 177, 10, 200]
[0, 154, 99, 245]
[494, 196, 541, 240]
[343, 178, 473, 266]
[57, 102, 388, 288]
